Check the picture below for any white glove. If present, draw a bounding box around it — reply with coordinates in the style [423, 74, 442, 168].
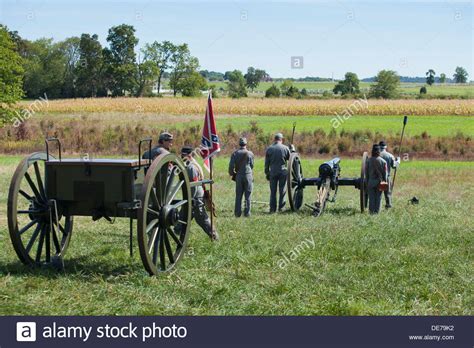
[395, 157, 401, 166]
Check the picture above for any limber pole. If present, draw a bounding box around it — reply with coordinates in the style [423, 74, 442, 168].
[391, 115, 408, 191]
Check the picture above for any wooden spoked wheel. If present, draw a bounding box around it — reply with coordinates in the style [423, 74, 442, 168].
[7, 152, 73, 266]
[137, 153, 192, 276]
[287, 153, 304, 211]
[360, 151, 369, 213]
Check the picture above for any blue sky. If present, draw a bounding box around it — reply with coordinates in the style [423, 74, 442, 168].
[1, 0, 472, 79]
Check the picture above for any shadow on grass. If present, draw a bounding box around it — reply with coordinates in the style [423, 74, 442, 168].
[326, 207, 358, 216]
[0, 254, 142, 280]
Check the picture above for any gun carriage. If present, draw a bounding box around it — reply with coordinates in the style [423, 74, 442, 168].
[286, 151, 369, 216]
[7, 138, 209, 275]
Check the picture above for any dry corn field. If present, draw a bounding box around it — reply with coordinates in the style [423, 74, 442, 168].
[19, 97, 474, 116]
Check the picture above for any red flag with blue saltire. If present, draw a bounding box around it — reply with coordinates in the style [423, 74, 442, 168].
[200, 92, 220, 172]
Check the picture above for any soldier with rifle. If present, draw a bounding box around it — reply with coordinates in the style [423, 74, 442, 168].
[379, 140, 400, 209]
[228, 137, 254, 217]
[265, 133, 291, 213]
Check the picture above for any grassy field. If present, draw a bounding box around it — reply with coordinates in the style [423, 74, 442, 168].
[207, 81, 473, 97]
[19, 113, 474, 137]
[0, 155, 472, 315]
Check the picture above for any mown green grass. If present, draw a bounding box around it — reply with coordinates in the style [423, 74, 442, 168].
[34, 114, 474, 138]
[0, 156, 472, 315]
[213, 115, 473, 137]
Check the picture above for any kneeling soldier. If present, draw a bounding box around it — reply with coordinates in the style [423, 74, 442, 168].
[175, 146, 218, 241]
[228, 137, 254, 217]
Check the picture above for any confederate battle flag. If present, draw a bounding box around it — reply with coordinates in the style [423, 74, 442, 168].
[200, 92, 220, 171]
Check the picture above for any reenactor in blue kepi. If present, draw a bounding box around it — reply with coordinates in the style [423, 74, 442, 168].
[228, 137, 254, 217]
[175, 146, 219, 241]
[379, 140, 400, 209]
[142, 132, 173, 160]
[366, 144, 388, 214]
[265, 133, 291, 213]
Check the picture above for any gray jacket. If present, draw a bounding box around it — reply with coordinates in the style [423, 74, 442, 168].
[228, 148, 254, 176]
[186, 162, 204, 199]
[366, 156, 388, 188]
[142, 146, 169, 160]
[380, 150, 396, 176]
[265, 142, 290, 177]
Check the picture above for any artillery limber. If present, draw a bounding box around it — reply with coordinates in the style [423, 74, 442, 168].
[8, 138, 209, 275]
[286, 151, 369, 216]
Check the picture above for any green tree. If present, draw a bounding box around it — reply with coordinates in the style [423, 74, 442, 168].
[142, 40, 175, 95]
[333, 72, 360, 95]
[425, 69, 435, 86]
[134, 57, 158, 97]
[265, 84, 281, 98]
[226, 70, 247, 98]
[22, 38, 66, 98]
[439, 73, 446, 83]
[453, 66, 468, 84]
[76, 34, 104, 97]
[369, 70, 400, 99]
[58, 36, 80, 98]
[279, 80, 300, 98]
[168, 44, 200, 96]
[244, 67, 266, 91]
[103, 24, 138, 96]
[0, 26, 24, 125]
[286, 85, 300, 98]
[180, 71, 207, 97]
[280, 80, 293, 95]
[419, 86, 427, 94]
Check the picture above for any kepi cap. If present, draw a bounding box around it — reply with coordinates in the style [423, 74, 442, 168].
[159, 132, 173, 142]
[274, 133, 283, 140]
[180, 146, 193, 156]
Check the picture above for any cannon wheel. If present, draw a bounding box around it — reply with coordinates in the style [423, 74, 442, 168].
[137, 153, 192, 276]
[360, 151, 369, 212]
[8, 152, 73, 266]
[287, 152, 304, 211]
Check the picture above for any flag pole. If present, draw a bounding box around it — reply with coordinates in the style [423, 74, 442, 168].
[208, 90, 214, 235]
[209, 155, 214, 234]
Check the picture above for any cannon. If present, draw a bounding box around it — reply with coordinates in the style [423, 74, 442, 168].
[7, 138, 208, 275]
[286, 151, 369, 216]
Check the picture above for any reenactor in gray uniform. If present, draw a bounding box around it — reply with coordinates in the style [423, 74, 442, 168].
[142, 132, 173, 160]
[379, 141, 400, 209]
[175, 146, 218, 241]
[228, 137, 254, 217]
[265, 133, 291, 213]
[366, 144, 388, 214]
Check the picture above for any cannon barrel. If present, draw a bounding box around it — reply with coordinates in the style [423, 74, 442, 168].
[318, 157, 340, 177]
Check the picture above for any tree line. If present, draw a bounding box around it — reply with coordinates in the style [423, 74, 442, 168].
[2, 23, 213, 99]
